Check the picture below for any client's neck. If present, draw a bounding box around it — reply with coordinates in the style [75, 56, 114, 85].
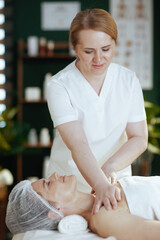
[63, 191, 95, 220]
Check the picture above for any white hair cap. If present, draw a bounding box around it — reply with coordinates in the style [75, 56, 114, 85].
[6, 180, 63, 234]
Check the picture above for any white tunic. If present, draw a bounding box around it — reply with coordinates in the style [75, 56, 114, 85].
[119, 176, 160, 221]
[46, 61, 146, 192]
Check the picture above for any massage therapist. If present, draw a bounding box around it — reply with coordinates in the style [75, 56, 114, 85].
[46, 9, 148, 214]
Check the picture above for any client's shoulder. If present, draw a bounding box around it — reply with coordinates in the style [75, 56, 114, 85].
[89, 207, 113, 238]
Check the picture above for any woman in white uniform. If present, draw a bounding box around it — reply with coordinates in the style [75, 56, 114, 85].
[47, 9, 148, 214]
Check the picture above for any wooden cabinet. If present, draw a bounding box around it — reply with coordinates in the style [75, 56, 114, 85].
[17, 39, 75, 181]
[0, 184, 8, 240]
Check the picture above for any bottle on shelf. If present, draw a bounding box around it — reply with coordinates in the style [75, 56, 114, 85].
[27, 176, 39, 182]
[39, 128, 50, 146]
[27, 128, 38, 146]
[47, 40, 55, 56]
[39, 37, 47, 56]
[42, 156, 50, 178]
[25, 87, 41, 101]
[27, 36, 39, 56]
[43, 72, 52, 100]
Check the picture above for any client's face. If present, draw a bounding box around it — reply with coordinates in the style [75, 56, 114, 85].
[32, 173, 77, 205]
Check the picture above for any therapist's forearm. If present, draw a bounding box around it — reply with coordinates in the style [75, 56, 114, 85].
[102, 136, 147, 176]
[70, 139, 109, 189]
[57, 121, 121, 211]
[57, 121, 109, 190]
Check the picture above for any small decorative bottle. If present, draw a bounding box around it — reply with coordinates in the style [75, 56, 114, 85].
[47, 40, 55, 56]
[43, 72, 52, 100]
[28, 128, 38, 146]
[39, 128, 50, 146]
[42, 156, 50, 178]
[39, 37, 47, 56]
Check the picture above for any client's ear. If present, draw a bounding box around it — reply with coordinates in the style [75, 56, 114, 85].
[47, 201, 63, 219]
[48, 210, 61, 219]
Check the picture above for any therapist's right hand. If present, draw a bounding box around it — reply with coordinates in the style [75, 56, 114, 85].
[92, 181, 121, 215]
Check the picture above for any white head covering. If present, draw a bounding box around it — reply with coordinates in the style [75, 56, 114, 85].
[6, 180, 63, 234]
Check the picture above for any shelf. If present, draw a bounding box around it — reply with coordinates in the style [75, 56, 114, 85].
[18, 39, 75, 60]
[24, 142, 53, 148]
[0, 184, 8, 240]
[20, 53, 75, 60]
[17, 38, 75, 181]
[0, 185, 8, 201]
[21, 99, 47, 104]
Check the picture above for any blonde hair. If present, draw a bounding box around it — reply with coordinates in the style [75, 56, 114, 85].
[70, 9, 118, 48]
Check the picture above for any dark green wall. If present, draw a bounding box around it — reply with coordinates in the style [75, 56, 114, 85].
[13, 0, 109, 41]
[12, 0, 160, 177]
[13, 0, 160, 104]
[144, 0, 160, 105]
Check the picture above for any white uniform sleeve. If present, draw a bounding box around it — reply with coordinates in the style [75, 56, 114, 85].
[47, 79, 78, 127]
[128, 74, 146, 122]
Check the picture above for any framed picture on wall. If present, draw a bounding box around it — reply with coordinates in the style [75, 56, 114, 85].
[110, 0, 153, 90]
[41, 1, 81, 30]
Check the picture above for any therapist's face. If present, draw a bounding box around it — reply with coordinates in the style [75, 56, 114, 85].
[32, 173, 77, 206]
[74, 29, 115, 79]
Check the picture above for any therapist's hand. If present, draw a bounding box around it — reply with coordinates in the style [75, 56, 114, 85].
[92, 181, 121, 215]
[91, 172, 117, 194]
[108, 171, 117, 185]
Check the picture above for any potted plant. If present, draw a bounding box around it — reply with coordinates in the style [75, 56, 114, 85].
[145, 101, 160, 154]
[133, 100, 160, 176]
[0, 107, 30, 185]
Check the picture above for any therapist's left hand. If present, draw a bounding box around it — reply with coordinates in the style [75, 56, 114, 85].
[91, 171, 117, 194]
[92, 180, 121, 215]
[108, 171, 117, 185]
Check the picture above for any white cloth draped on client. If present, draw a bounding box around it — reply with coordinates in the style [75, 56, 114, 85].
[12, 230, 116, 240]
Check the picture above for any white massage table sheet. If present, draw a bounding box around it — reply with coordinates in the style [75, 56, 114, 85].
[12, 230, 116, 240]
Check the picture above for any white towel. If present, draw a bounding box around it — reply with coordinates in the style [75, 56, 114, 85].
[13, 230, 117, 240]
[119, 176, 160, 221]
[58, 215, 88, 234]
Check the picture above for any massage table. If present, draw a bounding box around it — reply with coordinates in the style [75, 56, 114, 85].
[12, 230, 116, 240]
[11, 211, 117, 239]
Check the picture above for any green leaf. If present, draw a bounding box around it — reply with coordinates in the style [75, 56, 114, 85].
[150, 117, 160, 125]
[1, 107, 18, 122]
[0, 133, 11, 151]
[148, 143, 160, 154]
[0, 107, 30, 156]
[144, 100, 160, 155]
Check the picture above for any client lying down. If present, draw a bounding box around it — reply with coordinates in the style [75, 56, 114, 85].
[6, 172, 160, 240]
